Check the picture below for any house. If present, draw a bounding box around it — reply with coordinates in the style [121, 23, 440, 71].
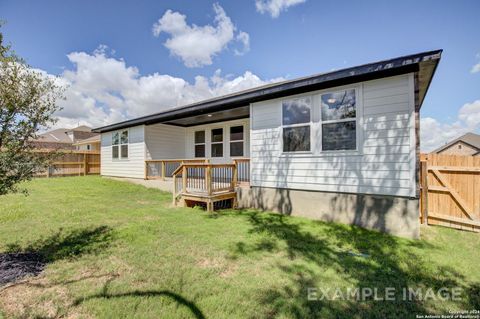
[431, 132, 480, 156]
[30, 125, 99, 150]
[73, 135, 101, 151]
[93, 50, 442, 239]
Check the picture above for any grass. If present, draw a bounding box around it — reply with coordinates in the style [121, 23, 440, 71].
[0, 176, 478, 318]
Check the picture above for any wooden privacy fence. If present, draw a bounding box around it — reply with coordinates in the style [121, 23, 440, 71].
[420, 153, 480, 232]
[35, 150, 101, 177]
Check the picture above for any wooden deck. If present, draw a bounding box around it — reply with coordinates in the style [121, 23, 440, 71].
[165, 160, 249, 212]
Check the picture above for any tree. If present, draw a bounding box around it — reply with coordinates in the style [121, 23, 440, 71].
[0, 26, 64, 195]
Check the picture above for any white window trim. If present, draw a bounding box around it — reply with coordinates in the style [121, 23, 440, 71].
[194, 130, 206, 158]
[112, 128, 129, 161]
[277, 84, 363, 158]
[210, 127, 224, 158]
[229, 125, 245, 158]
[280, 95, 313, 154]
[319, 87, 362, 154]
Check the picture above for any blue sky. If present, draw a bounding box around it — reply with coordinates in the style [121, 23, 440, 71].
[1, 0, 480, 150]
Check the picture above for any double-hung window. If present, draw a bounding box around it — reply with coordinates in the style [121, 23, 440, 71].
[320, 89, 357, 151]
[282, 96, 312, 152]
[230, 126, 244, 157]
[194, 131, 205, 158]
[112, 129, 128, 159]
[211, 128, 223, 157]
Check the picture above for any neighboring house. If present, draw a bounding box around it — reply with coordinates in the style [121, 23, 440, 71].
[93, 50, 442, 239]
[73, 135, 101, 151]
[30, 125, 99, 150]
[431, 132, 480, 156]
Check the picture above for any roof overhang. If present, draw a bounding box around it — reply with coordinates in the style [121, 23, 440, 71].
[93, 49, 442, 133]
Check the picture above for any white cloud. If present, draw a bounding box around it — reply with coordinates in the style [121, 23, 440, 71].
[234, 31, 250, 56]
[471, 53, 480, 73]
[47, 46, 282, 130]
[471, 63, 480, 73]
[152, 3, 249, 67]
[255, 0, 306, 18]
[421, 100, 480, 152]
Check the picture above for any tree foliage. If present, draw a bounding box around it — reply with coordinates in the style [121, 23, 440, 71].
[0, 26, 64, 195]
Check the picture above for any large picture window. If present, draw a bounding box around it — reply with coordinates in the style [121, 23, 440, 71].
[112, 129, 128, 159]
[194, 131, 205, 158]
[282, 97, 311, 152]
[321, 89, 356, 151]
[230, 126, 244, 157]
[211, 128, 223, 157]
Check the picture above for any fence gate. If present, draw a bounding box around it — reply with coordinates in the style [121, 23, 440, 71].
[420, 153, 480, 232]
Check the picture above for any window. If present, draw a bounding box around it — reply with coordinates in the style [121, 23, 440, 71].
[112, 129, 128, 159]
[194, 131, 205, 158]
[112, 132, 119, 159]
[211, 128, 223, 157]
[321, 89, 356, 151]
[230, 126, 244, 157]
[282, 97, 311, 152]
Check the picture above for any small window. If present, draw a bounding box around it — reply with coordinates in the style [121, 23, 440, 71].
[321, 89, 357, 151]
[211, 128, 223, 157]
[230, 126, 244, 157]
[194, 131, 205, 157]
[282, 97, 311, 152]
[112, 130, 128, 159]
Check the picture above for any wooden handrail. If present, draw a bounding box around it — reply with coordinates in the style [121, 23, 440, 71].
[146, 158, 208, 163]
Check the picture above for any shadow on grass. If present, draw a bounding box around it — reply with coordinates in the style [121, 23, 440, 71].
[214, 209, 478, 318]
[6, 225, 112, 262]
[72, 276, 206, 319]
[1, 226, 112, 287]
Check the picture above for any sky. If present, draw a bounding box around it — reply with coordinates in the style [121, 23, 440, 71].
[1, 0, 480, 151]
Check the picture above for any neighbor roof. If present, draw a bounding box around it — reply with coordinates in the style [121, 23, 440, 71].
[93, 49, 442, 133]
[433, 132, 480, 154]
[32, 126, 93, 144]
[73, 135, 101, 145]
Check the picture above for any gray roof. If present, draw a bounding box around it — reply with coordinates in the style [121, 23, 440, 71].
[73, 134, 101, 145]
[93, 50, 442, 133]
[433, 132, 480, 153]
[32, 126, 93, 144]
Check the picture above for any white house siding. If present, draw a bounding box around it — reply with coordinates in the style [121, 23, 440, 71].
[145, 124, 186, 160]
[100, 125, 146, 179]
[184, 118, 250, 164]
[250, 74, 416, 197]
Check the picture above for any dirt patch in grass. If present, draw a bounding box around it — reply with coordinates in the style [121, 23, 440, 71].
[0, 276, 77, 318]
[197, 257, 237, 278]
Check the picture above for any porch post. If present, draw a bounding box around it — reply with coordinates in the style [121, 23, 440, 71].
[182, 165, 187, 194]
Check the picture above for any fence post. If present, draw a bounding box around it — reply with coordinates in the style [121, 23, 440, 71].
[83, 153, 88, 176]
[161, 161, 166, 180]
[420, 160, 429, 225]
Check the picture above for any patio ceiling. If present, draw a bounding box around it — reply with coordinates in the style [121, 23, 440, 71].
[161, 105, 249, 127]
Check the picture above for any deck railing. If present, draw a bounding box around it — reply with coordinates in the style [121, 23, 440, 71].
[145, 158, 209, 179]
[172, 163, 237, 196]
[171, 159, 250, 209]
[233, 158, 250, 184]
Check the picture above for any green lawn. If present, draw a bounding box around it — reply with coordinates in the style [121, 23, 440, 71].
[0, 176, 478, 318]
